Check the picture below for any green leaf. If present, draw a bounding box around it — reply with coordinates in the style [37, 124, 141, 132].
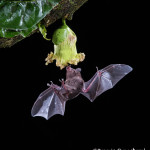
[0, 0, 61, 38]
[0, 25, 37, 38]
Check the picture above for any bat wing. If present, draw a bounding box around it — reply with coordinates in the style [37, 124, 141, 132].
[81, 64, 133, 102]
[31, 85, 66, 120]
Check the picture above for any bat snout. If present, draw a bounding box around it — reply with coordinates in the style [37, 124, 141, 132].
[66, 66, 72, 71]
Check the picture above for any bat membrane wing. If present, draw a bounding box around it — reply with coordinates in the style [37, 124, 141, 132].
[38, 85, 61, 98]
[100, 64, 133, 86]
[81, 64, 132, 102]
[31, 85, 66, 120]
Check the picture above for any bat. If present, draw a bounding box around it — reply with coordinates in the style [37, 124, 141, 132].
[31, 64, 133, 120]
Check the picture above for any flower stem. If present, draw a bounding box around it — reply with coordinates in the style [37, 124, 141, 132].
[62, 19, 67, 26]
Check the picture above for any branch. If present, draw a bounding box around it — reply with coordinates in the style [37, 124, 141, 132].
[0, 0, 88, 48]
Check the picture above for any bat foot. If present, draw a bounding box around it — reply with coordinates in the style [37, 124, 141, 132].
[47, 81, 53, 87]
[59, 78, 64, 83]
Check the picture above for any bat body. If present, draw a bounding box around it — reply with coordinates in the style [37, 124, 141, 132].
[31, 64, 132, 120]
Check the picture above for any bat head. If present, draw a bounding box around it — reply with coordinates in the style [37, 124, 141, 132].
[66, 66, 82, 79]
[65, 66, 84, 97]
[66, 66, 81, 79]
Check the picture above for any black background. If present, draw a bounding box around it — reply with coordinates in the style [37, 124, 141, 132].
[0, 0, 148, 149]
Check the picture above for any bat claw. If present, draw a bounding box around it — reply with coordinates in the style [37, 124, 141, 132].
[96, 66, 102, 76]
[96, 66, 99, 72]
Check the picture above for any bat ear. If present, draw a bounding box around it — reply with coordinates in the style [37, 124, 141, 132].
[76, 68, 81, 72]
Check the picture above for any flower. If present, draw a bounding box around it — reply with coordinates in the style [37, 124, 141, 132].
[45, 19, 85, 69]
